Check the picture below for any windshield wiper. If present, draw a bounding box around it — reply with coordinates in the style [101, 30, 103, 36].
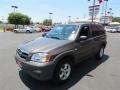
[50, 36, 60, 40]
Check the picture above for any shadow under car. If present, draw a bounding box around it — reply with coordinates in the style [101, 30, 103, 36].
[19, 55, 109, 90]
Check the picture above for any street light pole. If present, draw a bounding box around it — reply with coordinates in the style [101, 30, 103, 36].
[49, 12, 53, 26]
[1, 16, 5, 32]
[68, 16, 71, 23]
[11, 6, 18, 13]
[11, 6, 18, 29]
[49, 12, 53, 20]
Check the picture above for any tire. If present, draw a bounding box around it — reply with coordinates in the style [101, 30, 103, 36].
[14, 30, 17, 33]
[26, 30, 31, 33]
[95, 46, 104, 60]
[53, 59, 73, 84]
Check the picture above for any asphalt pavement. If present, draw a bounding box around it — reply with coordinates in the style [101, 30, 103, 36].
[0, 32, 120, 90]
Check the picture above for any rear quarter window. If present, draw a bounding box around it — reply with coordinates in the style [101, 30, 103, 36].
[91, 25, 105, 37]
[91, 25, 100, 36]
[97, 25, 105, 35]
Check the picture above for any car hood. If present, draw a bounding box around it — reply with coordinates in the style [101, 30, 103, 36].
[19, 37, 71, 53]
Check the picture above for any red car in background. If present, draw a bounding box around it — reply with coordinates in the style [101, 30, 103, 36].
[117, 28, 120, 33]
[41, 26, 51, 32]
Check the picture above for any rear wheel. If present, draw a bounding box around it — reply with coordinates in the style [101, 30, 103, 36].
[95, 46, 104, 60]
[26, 30, 30, 33]
[53, 59, 73, 84]
[14, 30, 18, 33]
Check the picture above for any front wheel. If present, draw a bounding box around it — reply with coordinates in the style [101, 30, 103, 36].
[26, 30, 31, 33]
[14, 30, 18, 33]
[53, 59, 73, 84]
[95, 46, 104, 60]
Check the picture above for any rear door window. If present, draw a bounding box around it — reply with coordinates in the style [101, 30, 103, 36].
[91, 25, 100, 36]
[96, 25, 105, 35]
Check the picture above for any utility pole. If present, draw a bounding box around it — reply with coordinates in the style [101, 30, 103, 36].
[92, 0, 96, 22]
[109, 8, 113, 24]
[88, 0, 96, 22]
[101, 0, 105, 16]
[104, 0, 108, 25]
[109, 8, 112, 16]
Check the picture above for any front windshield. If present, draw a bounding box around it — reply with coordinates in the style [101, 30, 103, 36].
[46, 25, 79, 40]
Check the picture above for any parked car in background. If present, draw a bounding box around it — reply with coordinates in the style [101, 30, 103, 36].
[30, 26, 42, 32]
[105, 27, 118, 33]
[35, 27, 42, 32]
[5, 28, 13, 32]
[110, 27, 117, 33]
[15, 23, 107, 84]
[105, 26, 111, 32]
[115, 26, 120, 33]
[117, 28, 120, 33]
[14, 27, 36, 33]
[41, 26, 51, 32]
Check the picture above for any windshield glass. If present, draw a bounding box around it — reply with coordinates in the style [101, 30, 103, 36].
[46, 25, 79, 40]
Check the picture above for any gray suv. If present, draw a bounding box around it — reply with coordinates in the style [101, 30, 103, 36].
[15, 23, 107, 84]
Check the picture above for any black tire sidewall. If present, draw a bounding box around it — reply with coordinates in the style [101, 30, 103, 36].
[26, 30, 30, 33]
[14, 30, 17, 33]
[96, 46, 104, 60]
[53, 59, 73, 84]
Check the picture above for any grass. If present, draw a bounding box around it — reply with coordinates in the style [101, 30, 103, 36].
[0, 27, 3, 32]
[0, 24, 4, 32]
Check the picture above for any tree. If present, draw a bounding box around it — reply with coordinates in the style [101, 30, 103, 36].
[0, 21, 3, 24]
[8, 12, 31, 28]
[112, 17, 120, 23]
[21, 15, 31, 28]
[43, 19, 52, 26]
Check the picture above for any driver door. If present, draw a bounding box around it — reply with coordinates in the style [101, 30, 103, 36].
[75, 25, 93, 62]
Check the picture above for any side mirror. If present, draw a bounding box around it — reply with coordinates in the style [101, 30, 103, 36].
[42, 32, 47, 37]
[79, 36, 87, 41]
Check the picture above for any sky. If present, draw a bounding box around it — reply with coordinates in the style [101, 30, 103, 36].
[0, 0, 119, 23]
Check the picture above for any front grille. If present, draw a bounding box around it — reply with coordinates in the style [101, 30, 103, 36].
[17, 49, 29, 59]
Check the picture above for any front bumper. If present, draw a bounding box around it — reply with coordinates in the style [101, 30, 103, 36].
[15, 54, 56, 81]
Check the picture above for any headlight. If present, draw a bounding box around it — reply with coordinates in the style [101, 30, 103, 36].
[31, 53, 51, 63]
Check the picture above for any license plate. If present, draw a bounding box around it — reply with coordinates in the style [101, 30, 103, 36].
[16, 60, 22, 68]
